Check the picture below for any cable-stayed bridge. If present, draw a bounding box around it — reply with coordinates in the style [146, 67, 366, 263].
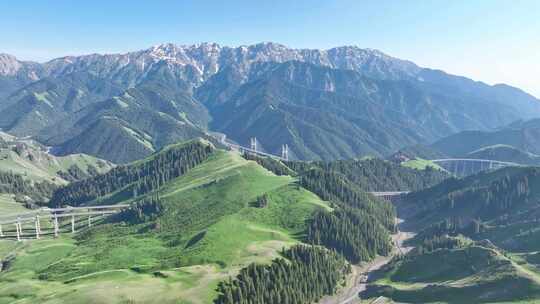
[220, 136, 289, 161]
[221, 136, 524, 177]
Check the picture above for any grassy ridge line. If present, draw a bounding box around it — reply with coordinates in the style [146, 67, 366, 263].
[0, 143, 113, 184]
[1, 149, 330, 303]
[49, 138, 214, 207]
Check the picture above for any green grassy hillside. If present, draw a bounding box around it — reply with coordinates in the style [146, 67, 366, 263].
[384, 166, 540, 303]
[0, 147, 330, 303]
[0, 132, 114, 184]
[0, 193, 28, 214]
[401, 158, 446, 172]
[0, 134, 114, 214]
[366, 244, 540, 303]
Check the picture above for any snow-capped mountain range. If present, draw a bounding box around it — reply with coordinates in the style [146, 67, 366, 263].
[0, 42, 539, 163]
[1, 42, 420, 87]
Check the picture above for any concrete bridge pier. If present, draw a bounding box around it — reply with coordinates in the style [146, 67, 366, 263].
[1, 204, 129, 241]
[54, 215, 59, 238]
[35, 216, 40, 239]
[15, 222, 20, 241]
[17, 218, 22, 237]
[71, 215, 75, 233]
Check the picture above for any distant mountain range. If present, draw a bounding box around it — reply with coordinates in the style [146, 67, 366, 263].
[1, 43, 539, 162]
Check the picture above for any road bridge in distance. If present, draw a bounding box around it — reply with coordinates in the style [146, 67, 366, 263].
[370, 191, 410, 203]
[0, 205, 129, 241]
[218, 134, 525, 178]
[430, 158, 522, 177]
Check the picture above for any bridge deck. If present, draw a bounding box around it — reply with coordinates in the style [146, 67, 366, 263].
[370, 191, 410, 197]
[0, 205, 129, 225]
[431, 158, 521, 166]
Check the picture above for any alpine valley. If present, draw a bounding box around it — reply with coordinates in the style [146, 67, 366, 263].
[2, 42, 540, 304]
[1, 42, 539, 163]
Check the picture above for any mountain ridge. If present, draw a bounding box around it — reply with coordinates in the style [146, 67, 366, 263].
[3, 43, 537, 100]
[1, 42, 539, 162]
[0, 43, 420, 81]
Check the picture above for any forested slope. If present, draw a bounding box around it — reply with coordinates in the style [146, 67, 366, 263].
[1, 139, 416, 303]
[49, 138, 214, 207]
[288, 157, 449, 191]
[214, 245, 350, 304]
[0, 170, 57, 204]
[363, 166, 540, 303]
[403, 166, 540, 241]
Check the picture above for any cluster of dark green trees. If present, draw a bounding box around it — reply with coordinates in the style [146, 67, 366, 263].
[414, 217, 491, 246]
[116, 195, 163, 224]
[50, 142, 213, 207]
[253, 194, 269, 208]
[243, 153, 294, 176]
[299, 168, 396, 230]
[0, 170, 57, 203]
[403, 167, 540, 254]
[438, 172, 532, 220]
[307, 208, 392, 263]
[479, 172, 531, 213]
[415, 235, 467, 255]
[214, 245, 350, 304]
[294, 167, 395, 263]
[410, 168, 539, 228]
[56, 164, 100, 182]
[288, 158, 448, 192]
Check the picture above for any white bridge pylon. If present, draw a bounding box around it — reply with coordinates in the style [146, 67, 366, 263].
[220, 136, 290, 161]
[0, 205, 129, 241]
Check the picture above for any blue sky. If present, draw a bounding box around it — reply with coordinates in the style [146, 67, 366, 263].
[1, 0, 539, 96]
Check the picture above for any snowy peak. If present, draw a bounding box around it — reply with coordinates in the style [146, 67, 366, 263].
[0, 53, 22, 75]
[1, 43, 420, 86]
[0, 53, 43, 81]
